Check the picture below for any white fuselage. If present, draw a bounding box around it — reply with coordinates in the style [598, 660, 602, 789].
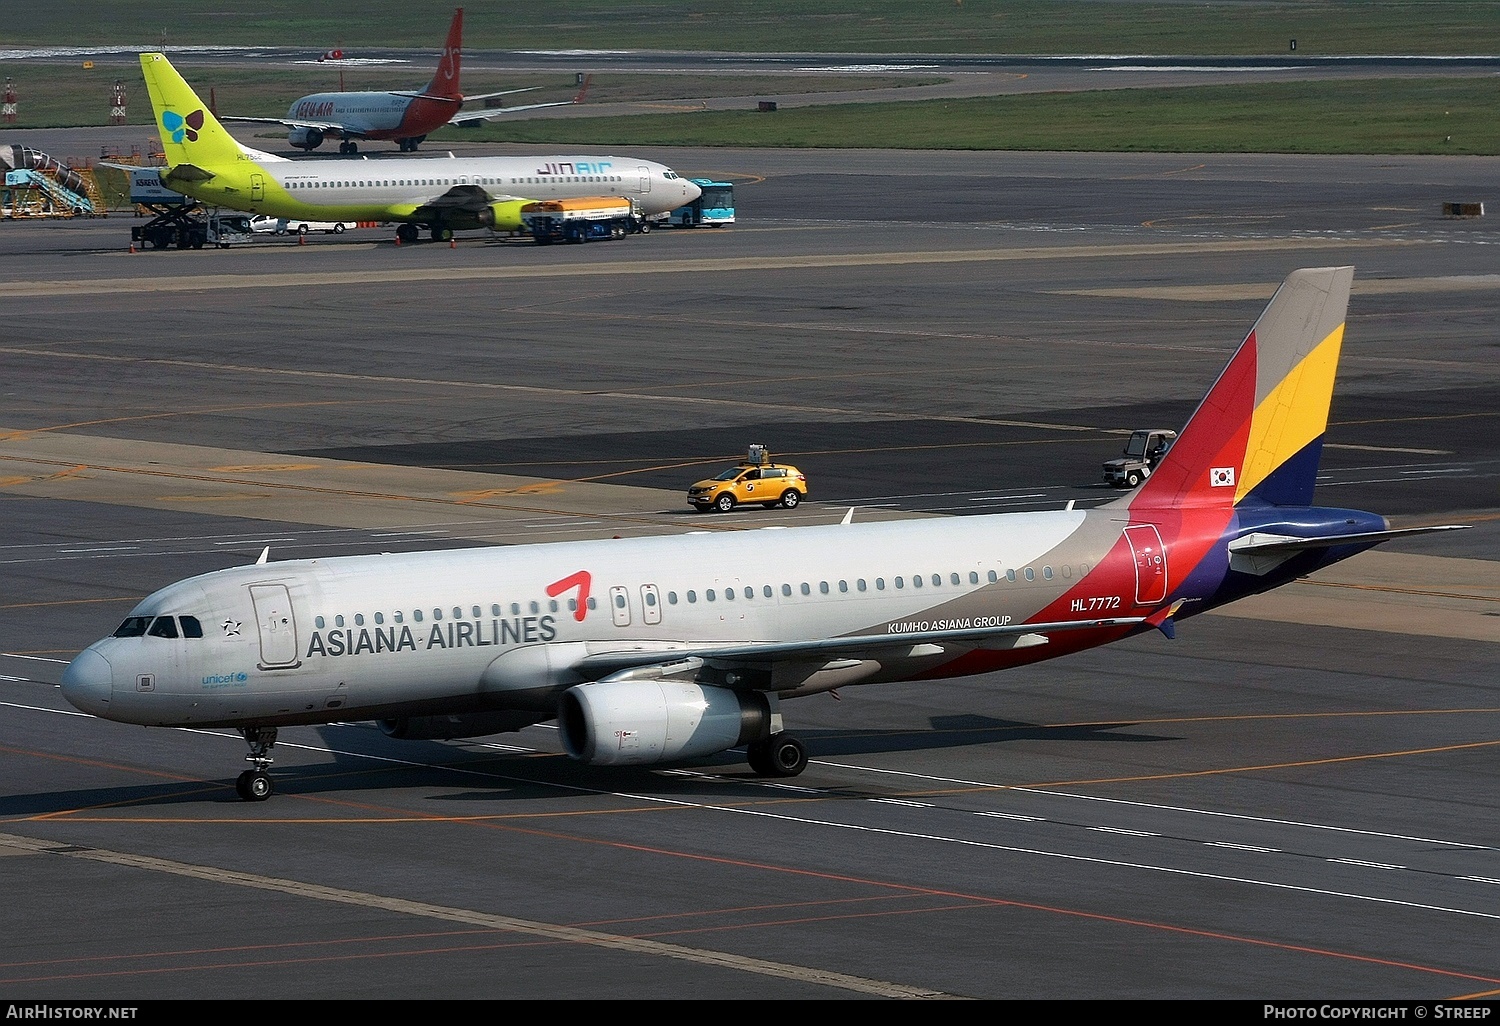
[178, 153, 701, 229]
[288, 91, 414, 135]
[60, 510, 1142, 730]
[270, 155, 695, 216]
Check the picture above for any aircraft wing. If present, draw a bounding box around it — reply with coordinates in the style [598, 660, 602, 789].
[447, 98, 579, 125]
[403, 184, 510, 221]
[221, 115, 369, 139]
[573, 615, 1148, 682]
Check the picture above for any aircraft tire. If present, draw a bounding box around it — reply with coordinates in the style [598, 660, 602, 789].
[780, 490, 801, 509]
[750, 734, 807, 777]
[236, 770, 274, 801]
[714, 493, 736, 513]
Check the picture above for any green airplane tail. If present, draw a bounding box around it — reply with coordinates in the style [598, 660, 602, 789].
[140, 52, 244, 172]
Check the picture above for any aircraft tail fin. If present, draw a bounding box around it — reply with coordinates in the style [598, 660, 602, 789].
[422, 7, 465, 101]
[139, 53, 247, 171]
[1124, 266, 1353, 511]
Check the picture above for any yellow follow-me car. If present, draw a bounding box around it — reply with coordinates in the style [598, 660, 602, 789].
[688, 447, 807, 512]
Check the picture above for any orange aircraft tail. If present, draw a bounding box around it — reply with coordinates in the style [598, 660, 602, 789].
[422, 7, 465, 101]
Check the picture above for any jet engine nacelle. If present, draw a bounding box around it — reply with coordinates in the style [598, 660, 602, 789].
[378, 710, 545, 741]
[288, 127, 325, 151]
[479, 199, 530, 232]
[558, 680, 770, 767]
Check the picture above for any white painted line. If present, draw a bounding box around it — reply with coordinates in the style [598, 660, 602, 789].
[1329, 858, 1404, 871]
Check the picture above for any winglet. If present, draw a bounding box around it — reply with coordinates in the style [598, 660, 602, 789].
[573, 74, 593, 104]
[841, 508, 855, 525]
[256, 546, 270, 565]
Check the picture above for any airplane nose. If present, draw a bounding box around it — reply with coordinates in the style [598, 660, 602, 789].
[61, 648, 113, 716]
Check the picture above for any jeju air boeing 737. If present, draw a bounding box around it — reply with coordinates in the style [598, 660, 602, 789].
[61, 267, 1462, 800]
[222, 8, 583, 153]
[139, 52, 698, 243]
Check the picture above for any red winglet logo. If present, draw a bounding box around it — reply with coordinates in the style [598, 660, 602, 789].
[547, 570, 592, 622]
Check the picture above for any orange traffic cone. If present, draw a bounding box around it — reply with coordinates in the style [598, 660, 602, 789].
[449, 237, 456, 249]
[299, 233, 306, 246]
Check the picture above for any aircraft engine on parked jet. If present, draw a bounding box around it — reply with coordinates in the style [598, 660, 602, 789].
[288, 127, 325, 151]
[479, 199, 530, 232]
[558, 680, 771, 767]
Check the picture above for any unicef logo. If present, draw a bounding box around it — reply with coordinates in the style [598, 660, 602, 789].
[162, 108, 205, 143]
[201, 671, 249, 688]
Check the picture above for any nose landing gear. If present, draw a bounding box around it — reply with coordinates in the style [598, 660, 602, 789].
[235, 726, 278, 801]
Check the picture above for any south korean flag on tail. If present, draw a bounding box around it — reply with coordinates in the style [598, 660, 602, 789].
[1210, 467, 1236, 488]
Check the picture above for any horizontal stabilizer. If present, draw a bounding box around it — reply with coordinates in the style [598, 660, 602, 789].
[1229, 524, 1469, 555]
[1227, 525, 1469, 575]
[162, 163, 216, 185]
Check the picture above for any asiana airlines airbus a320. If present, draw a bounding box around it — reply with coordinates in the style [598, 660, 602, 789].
[61, 267, 1462, 800]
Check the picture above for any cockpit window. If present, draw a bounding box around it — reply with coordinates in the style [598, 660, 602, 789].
[147, 616, 179, 639]
[180, 616, 204, 639]
[113, 616, 152, 638]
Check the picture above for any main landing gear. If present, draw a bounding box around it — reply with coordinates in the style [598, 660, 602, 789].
[235, 726, 278, 801]
[338, 140, 359, 155]
[746, 733, 808, 777]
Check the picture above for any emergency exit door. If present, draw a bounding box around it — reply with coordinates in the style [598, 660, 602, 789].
[1123, 525, 1169, 606]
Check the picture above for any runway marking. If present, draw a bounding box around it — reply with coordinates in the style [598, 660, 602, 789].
[1056, 273, 1500, 302]
[8, 717, 1497, 983]
[908, 737, 1500, 794]
[804, 742, 1499, 850]
[0, 597, 139, 610]
[0, 399, 389, 443]
[1300, 578, 1500, 605]
[0, 451, 703, 534]
[0, 237, 1406, 300]
[0, 830, 947, 998]
[1323, 443, 1452, 455]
